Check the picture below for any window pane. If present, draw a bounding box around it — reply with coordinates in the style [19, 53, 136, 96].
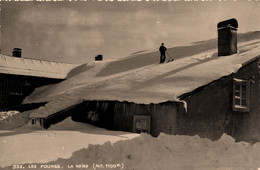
[235, 84, 240, 91]
[242, 92, 246, 98]
[235, 99, 240, 105]
[242, 85, 247, 92]
[235, 92, 240, 97]
[242, 99, 247, 106]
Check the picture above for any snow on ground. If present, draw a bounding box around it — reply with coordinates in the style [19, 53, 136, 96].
[0, 117, 140, 168]
[45, 133, 260, 170]
[0, 114, 260, 170]
[0, 111, 19, 121]
[1, 126, 260, 169]
[0, 110, 35, 130]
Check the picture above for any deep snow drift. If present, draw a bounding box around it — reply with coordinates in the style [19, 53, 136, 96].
[0, 117, 140, 168]
[1, 117, 260, 170]
[0, 111, 19, 121]
[1, 131, 260, 169]
[0, 110, 35, 130]
[44, 133, 260, 170]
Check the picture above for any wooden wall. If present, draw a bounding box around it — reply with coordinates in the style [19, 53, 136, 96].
[0, 74, 63, 110]
[179, 58, 260, 143]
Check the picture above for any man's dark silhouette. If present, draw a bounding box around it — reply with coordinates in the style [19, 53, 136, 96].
[159, 43, 167, 63]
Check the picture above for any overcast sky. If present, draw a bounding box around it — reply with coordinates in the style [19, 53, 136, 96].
[1, 1, 260, 64]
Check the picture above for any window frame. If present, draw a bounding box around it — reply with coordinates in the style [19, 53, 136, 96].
[233, 78, 250, 112]
[133, 115, 151, 134]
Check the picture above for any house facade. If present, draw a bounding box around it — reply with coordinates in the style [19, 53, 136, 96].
[29, 100, 184, 137]
[71, 100, 185, 137]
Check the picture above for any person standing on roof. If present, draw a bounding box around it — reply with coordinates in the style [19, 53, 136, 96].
[159, 43, 167, 63]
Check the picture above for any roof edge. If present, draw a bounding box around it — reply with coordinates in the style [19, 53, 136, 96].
[178, 54, 260, 100]
[178, 75, 232, 100]
[242, 55, 260, 67]
[1, 54, 78, 66]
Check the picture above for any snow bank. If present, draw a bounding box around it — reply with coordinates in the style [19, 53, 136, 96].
[1, 114, 260, 170]
[0, 111, 19, 121]
[0, 110, 34, 130]
[0, 117, 139, 168]
[41, 133, 260, 170]
[48, 117, 104, 131]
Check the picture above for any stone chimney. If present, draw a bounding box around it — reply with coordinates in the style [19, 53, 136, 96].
[217, 18, 238, 56]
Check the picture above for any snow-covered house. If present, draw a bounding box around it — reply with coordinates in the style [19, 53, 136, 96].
[24, 29, 260, 143]
[0, 53, 77, 109]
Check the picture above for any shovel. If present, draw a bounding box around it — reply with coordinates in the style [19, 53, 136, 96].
[166, 52, 174, 63]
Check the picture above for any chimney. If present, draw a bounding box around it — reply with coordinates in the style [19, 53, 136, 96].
[95, 54, 103, 61]
[12, 48, 22, 58]
[217, 18, 238, 56]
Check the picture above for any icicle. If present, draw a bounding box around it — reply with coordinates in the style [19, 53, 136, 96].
[181, 100, 188, 113]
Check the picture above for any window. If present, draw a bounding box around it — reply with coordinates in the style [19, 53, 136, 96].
[233, 78, 250, 112]
[133, 115, 151, 134]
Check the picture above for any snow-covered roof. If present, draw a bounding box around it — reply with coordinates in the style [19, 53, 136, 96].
[26, 31, 260, 118]
[0, 55, 78, 79]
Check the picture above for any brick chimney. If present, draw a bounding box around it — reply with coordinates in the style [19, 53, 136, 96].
[217, 18, 238, 56]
